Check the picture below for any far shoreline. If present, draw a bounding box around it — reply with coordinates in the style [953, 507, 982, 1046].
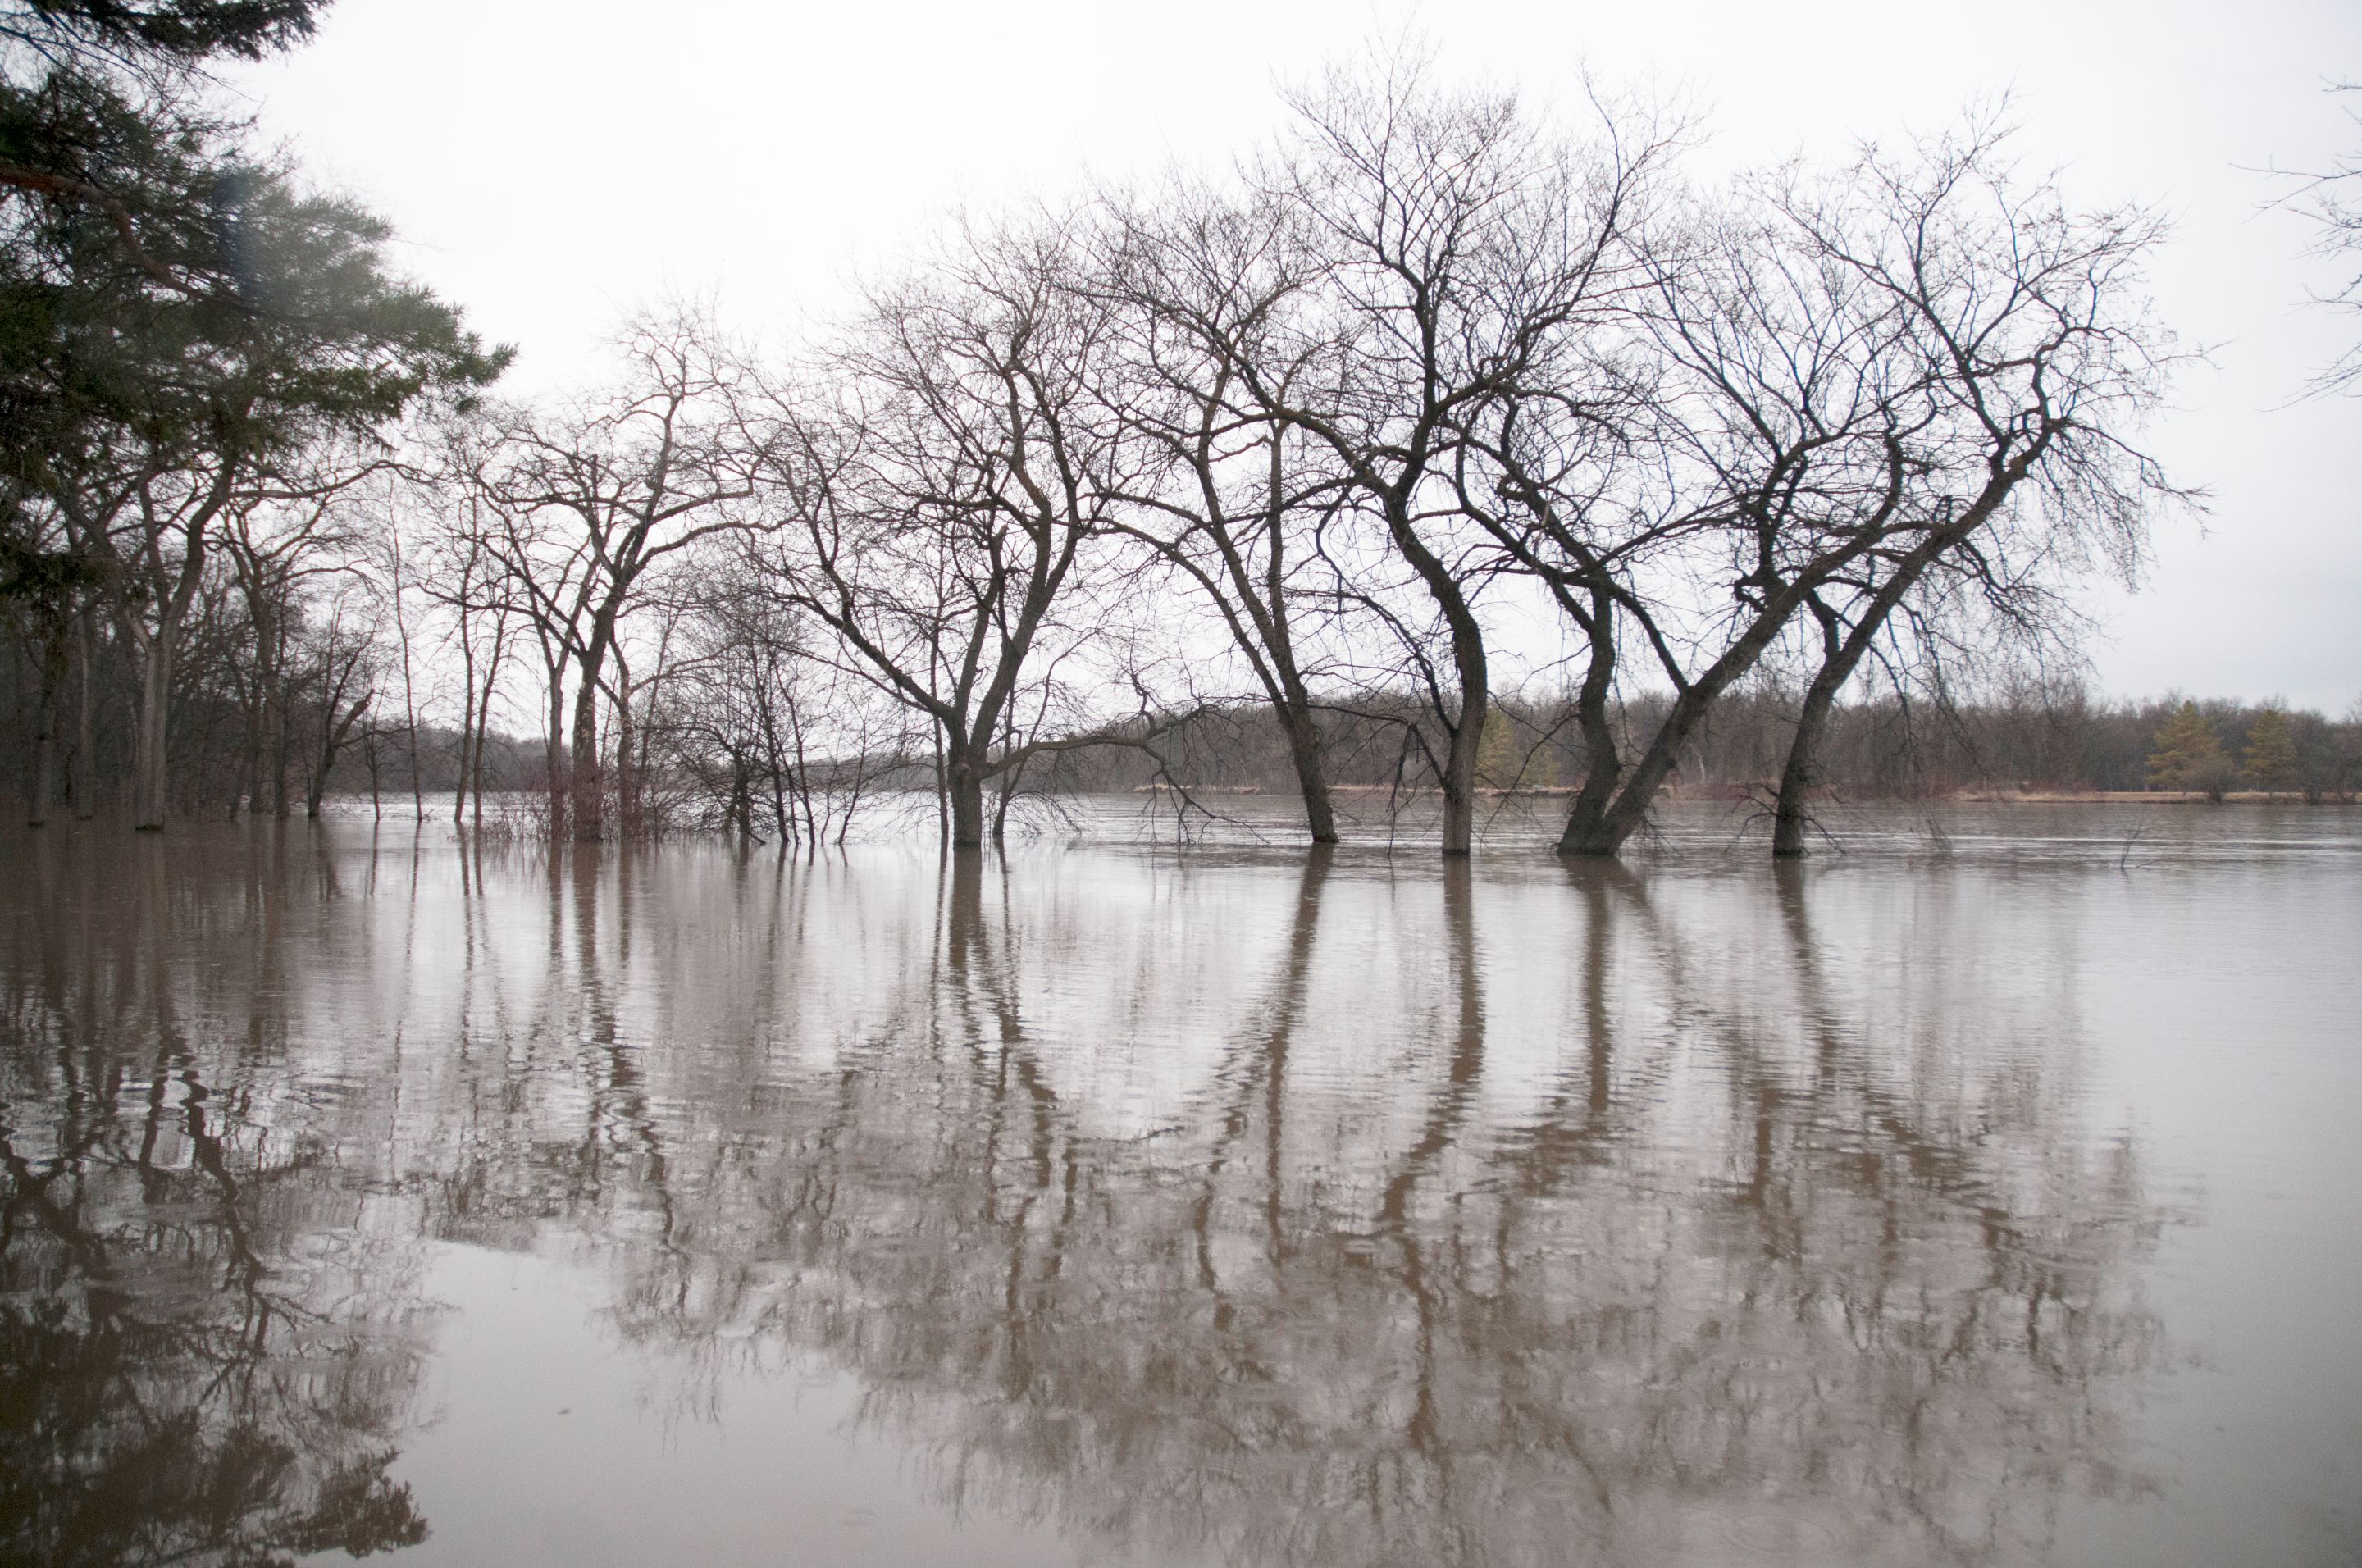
[1128, 782, 2361, 806]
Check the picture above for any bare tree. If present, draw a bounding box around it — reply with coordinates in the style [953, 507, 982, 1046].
[757, 222, 1146, 850]
[2269, 81, 2362, 399]
[472, 311, 763, 841]
[1096, 185, 1358, 842]
[1188, 57, 1671, 854]
[1760, 127, 2183, 855]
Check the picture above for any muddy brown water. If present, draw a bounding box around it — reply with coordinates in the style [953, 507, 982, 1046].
[2, 801, 2358, 1566]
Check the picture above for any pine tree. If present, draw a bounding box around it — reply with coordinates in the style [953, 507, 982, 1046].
[2147, 702, 2230, 795]
[2244, 707, 2300, 796]
[1476, 709, 1519, 789]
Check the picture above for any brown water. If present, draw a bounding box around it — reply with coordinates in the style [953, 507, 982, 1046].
[3, 802, 2359, 1567]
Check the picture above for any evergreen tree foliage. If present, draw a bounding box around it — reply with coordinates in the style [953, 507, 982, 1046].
[2243, 706, 2300, 794]
[2146, 700, 2232, 795]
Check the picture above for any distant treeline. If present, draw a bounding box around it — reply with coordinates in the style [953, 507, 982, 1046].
[1033, 688, 2362, 805]
[0, 611, 540, 823]
[6, 590, 2351, 825]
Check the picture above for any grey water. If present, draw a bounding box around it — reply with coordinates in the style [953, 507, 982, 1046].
[3, 801, 2359, 1567]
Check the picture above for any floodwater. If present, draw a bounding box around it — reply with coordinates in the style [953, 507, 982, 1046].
[2, 801, 2359, 1568]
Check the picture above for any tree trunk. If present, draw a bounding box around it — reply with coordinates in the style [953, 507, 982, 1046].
[471, 627, 504, 832]
[1557, 693, 1709, 858]
[1439, 684, 1483, 858]
[1559, 583, 1815, 858]
[946, 745, 986, 850]
[26, 663, 56, 827]
[570, 678, 604, 843]
[1379, 493, 1487, 857]
[612, 687, 636, 840]
[453, 704, 475, 827]
[1277, 703, 1338, 845]
[545, 670, 568, 838]
[71, 612, 94, 821]
[570, 615, 615, 843]
[132, 634, 171, 831]
[1557, 595, 1625, 856]
[1771, 680, 1843, 858]
[268, 679, 291, 819]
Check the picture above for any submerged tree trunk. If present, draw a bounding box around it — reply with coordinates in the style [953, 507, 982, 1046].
[544, 668, 568, 839]
[1559, 581, 1814, 858]
[1771, 683, 1842, 857]
[570, 618, 616, 843]
[1439, 685, 1484, 858]
[71, 612, 95, 821]
[1771, 532, 1968, 859]
[1277, 704, 1338, 846]
[26, 649, 57, 827]
[268, 668, 292, 820]
[1383, 493, 1488, 858]
[569, 681, 604, 843]
[308, 693, 367, 819]
[947, 764, 986, 851]
[611, 684, 636, 840]
[131, 634, 171, 832]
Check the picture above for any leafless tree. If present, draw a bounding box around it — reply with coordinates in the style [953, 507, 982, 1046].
[2269, 81, 2362, 399]
[1094, 185, 1361, 842]
[1174, 56, 1674, 854]
[475, 309, 764, 841]
[1758, 125, 2185, 855]
[755, 221, 1151, 850]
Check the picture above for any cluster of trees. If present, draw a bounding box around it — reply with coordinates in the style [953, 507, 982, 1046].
[1, 26, 2261, 859]
[0, 0, 501, 830]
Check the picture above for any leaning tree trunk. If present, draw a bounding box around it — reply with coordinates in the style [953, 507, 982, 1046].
[1560, 581, 1816, 859]
[1772, 659, 1849, 859]
[1276, 702, 1339, 846]
[1773, 537, 1959, 859]
[1383, 496, 1489, 858]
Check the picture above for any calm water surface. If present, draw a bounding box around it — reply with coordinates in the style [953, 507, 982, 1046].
[3, 802, 2359, 1566]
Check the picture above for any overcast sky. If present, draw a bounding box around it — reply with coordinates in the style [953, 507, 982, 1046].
[231, 0, 2360, 711]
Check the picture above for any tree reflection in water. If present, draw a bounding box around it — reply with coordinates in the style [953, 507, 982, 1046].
[1, 832, 429, 1567]
[0, 826, 2170, 1566]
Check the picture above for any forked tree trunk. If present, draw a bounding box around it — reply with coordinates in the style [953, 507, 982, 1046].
[1381, 493, 1487, 858]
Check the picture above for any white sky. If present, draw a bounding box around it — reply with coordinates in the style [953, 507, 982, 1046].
[231, 0, 2361, 712]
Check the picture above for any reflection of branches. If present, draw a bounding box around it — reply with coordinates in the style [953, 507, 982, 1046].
[2, 826, 2181, 1568]
[555, 854, 2172, 1567]
[1, 1050, 429, 1566]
